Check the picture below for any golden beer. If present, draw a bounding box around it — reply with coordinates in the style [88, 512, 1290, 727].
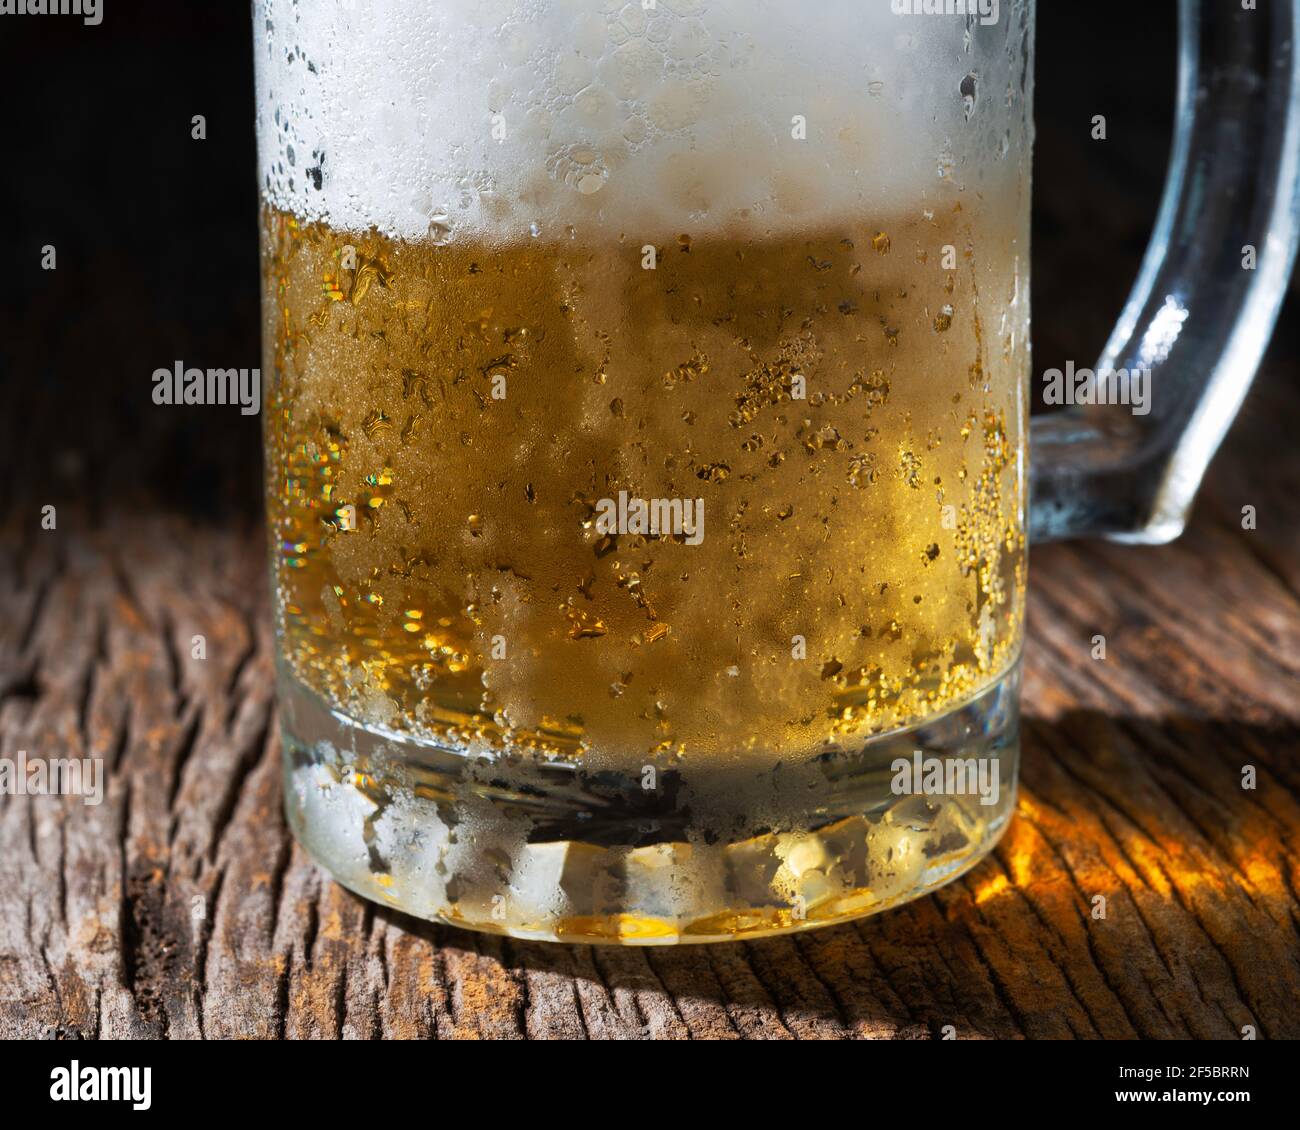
[263, 205, 1026, 939]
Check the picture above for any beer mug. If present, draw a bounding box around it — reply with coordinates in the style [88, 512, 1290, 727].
[254, 1, 1299, 942]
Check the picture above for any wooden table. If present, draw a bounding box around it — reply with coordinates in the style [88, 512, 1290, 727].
[1, 365, 1295, 1041]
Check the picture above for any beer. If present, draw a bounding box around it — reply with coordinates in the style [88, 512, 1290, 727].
[256, 0, 1032, 941]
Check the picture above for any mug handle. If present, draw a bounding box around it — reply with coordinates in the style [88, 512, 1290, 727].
[1030, 0, 1300, 543]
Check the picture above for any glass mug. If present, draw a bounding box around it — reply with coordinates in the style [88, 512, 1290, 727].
[253, 1, 1299, 942]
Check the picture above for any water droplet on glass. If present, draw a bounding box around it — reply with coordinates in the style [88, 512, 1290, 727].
[427, 213, 453, 245]
[960, 73, 977, 120]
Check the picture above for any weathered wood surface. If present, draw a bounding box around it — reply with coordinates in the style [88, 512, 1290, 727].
[0, 368, 1297, 1041]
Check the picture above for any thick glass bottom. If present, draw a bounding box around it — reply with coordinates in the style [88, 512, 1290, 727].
[280, 660, 1020, 944]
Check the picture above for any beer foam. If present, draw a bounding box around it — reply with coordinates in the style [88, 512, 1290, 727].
[253, 0, 1011, 243]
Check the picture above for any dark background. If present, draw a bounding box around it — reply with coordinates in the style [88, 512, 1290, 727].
[0, 1, 1290, 524]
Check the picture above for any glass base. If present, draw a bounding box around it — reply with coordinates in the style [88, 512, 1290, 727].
[280, 660, 1020, 944]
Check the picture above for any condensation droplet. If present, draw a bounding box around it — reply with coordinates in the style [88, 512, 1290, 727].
[960, 73, 978, 120]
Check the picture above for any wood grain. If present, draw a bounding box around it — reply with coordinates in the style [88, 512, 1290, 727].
[1, 372, 1296, 1041]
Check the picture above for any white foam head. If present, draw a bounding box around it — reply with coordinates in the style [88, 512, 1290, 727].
[253, 0, 1015, 243]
